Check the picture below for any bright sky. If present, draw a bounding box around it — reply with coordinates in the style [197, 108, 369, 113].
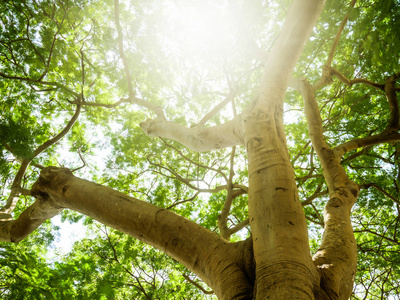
[49, 215, 86, 259]
[160, 0, 239, 61]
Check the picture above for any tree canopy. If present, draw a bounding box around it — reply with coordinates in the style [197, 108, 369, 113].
[1, 0, 400, 299]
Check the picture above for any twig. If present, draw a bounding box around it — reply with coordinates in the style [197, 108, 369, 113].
[182, 274, 214, 295]
[360, 183, 400, 205]
[0, 71, 79, 96]
[71, 147, 87, 172]
[166, 192, 200, 210]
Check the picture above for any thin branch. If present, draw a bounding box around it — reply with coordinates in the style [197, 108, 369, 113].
[326, 0, 358, 67]
[1, 141, 13, 154]
[39, 3, 67, 80]
[291, 141, 311, 165]
[194, 93, 235, 128]
[160, 138, 228, 182]
[312, 0, 357, 90]
[71, 147, 87, 172]
[360, 183, 400, 205]
[0, 160, 31, 214]
[182, 274, 214, 295]
[354, 228, 400, 246]
[195, 65, 237, 126]
[80, 49, 85, 100]
[0, 71, 79, 96]
[218, 147, 236, 240]
[340, 146, 372, 165]
[166, 192, 200, 210]
[0, 101, 81, 214]
[305, 215, 323, 226]
[330, 67, 385, 90]
[69, 97, 132, 108]
[310, 202, 324, 225]
[17, 1, 46, 66]
[301, 187, 328, 206]
[147, 157, 237, 193]
[228, 218, 249, 236]
[0, 194, 62, 242]
[33, 99, 82, 157]
[308, 71, 400, 159]
[113, 0, 165, 118]
[114, 0, 134, 99]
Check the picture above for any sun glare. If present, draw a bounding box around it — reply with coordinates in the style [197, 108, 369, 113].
[161, 1, 237, 60]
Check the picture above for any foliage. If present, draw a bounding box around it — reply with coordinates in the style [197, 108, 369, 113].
[0, 0, 399, 298]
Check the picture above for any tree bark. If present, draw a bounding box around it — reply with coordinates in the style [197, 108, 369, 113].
[2, 167, 255, 299]
[293, 77, 358, 299]
[243, 0, 325, 298]
[140, 116, 244, 152]
[1, 0, 370, 298]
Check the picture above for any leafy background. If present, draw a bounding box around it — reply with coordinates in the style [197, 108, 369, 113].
[1, 0, 399, 298]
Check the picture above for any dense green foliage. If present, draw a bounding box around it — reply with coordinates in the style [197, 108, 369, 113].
[1, 0, 399, 298]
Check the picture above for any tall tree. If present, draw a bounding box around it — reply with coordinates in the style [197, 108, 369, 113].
[1, 0, 400, 299]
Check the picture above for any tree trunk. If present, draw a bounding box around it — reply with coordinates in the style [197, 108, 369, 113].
[244, 104, 320, 299]
[242, 0, 326, 297]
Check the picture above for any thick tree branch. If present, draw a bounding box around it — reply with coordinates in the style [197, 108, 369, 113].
[242, 1, 327, 297]
[13, 167, 253, 298]
[291, 73, 398, 298]
[290, 78, 349, 190]
[291, 77, 358, 299]
[385, 73, 400, 131]
[140, 117, 244, 152]
[254, 0, 325, 110]
[0, 193, 62, 242]
[334, 132, 400, 158]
